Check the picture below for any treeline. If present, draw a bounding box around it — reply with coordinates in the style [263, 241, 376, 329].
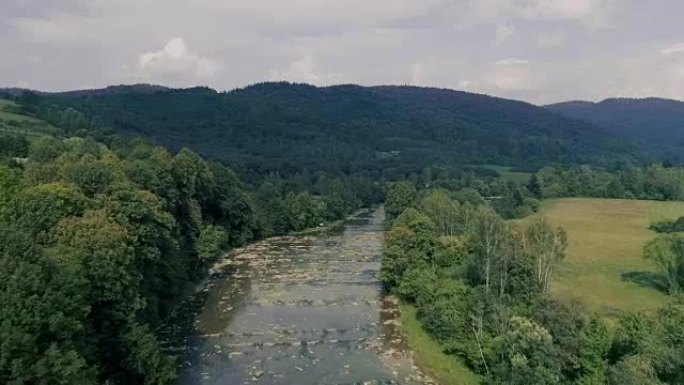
[381, 182, 684, 384]
[0, 132, 376, 384]
[533, 165, 684, 201]
[14, 82, 639, 179]
[644, 235, 684, 295]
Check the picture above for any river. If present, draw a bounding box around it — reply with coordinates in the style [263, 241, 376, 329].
[175, 208, 434, 385]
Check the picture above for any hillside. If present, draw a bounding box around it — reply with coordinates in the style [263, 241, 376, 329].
[18, 82, 639, 177]
[547, 97, 684, 151]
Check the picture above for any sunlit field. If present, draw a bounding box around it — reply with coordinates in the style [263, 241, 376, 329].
[529, 198, 684, 315]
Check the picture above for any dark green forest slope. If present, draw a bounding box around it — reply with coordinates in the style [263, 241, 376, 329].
[0, 101, 380, 384]
[547, 98, 684, 159]
[10, 82, 642, 178]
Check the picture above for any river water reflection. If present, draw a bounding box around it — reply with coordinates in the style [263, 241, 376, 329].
[177, 208, 432, 385]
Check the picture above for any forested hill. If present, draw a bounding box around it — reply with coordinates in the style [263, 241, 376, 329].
[12, 82, 639, 177]
[546, 97, 684, 147]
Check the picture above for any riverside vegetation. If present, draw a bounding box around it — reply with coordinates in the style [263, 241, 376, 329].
[3, 84, 684, 385]
[381, 182, 684, 385]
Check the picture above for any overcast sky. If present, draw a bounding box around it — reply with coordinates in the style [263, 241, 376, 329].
[2, 0, 683, 104]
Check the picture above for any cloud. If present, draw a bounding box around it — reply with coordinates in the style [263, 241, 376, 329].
[495, 58, 530, 66]
[660, 43, 684, 55]
[487, 58, 540, 92]
[138, 37, 222, 77]
[410, 63, 425, 86]
[495, 23, 516, 44]
[523, 0, 616, 28]
[2, 0, 683, 103]
[465, 0, 616, 29]
[8, 13, 102, 45]
[537, 31, 565, 49]
[268, 53, 342, 85]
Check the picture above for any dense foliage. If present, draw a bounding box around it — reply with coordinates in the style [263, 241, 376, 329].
[15, 82, 640, 180]
[2, 84, 684, 385]
[547, 98, 684, 162]
[382, 186, 684, 384]
[533, 165, 684, 201]
[0, 128, 375, 384]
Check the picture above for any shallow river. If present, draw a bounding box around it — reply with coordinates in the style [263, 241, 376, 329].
[176, 208, 433, 385]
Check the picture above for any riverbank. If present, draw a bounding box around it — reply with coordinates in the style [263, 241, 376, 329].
[399, 304, 481, 385]
[176, 207, 438, 384]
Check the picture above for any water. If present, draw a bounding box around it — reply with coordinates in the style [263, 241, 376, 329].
[177, 208, 432, 385]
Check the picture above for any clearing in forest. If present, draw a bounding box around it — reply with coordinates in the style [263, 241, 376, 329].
[531, 198, 684, 315]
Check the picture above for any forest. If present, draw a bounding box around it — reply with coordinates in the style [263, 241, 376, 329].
[8, 82, 644, 179]
[382, 182, 684, 385]
[2, 85, 684, 385]
[0, 120, 376, 383]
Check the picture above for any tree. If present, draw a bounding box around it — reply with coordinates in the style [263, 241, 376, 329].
[487, 317, 561, 385]
[420, 189, 461, 236]
[525, 218, 567, 293]
[607, 355, 664, 385]
[643, 235, 684, 294]
[527, 174, 542, 199]
[28, 136, 69, 163]
[0, 229, 96, 385]
[61, 153, 123, 197]
[196, 224, 228, 268]
[8, 182, 89, 244]
[471, 208, 506, 293]
[380, 208, 436, 288]
[385, 181, 417, 219]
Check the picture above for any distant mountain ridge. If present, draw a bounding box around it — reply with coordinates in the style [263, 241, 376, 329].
[10, 82, 646, 176]
[546, 97, 684, 146]
[0, 83, 169, 97]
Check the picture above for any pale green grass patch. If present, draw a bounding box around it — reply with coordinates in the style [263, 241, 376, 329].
[527, 198, 684, 315]
[399, 304, 481, 385]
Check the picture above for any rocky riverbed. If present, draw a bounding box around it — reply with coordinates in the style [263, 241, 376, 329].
[176, 208, 434, 385]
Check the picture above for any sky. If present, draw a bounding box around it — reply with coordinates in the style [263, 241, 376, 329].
[1, 0, 683, 104]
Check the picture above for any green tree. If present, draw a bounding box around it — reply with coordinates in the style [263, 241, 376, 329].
[420, 189, 461, 236]
[28, 136, 66, 163]
[525, 218, 567, 294]
[8, 182, 89, 244]
[196, 224, 228, 268]
[643, 235, 684, 294]
[385, 181, 417, 219]
[380, 208, 436, 288]
[527, 174, 542, 199]
[0, 230, 96, 385]
[487, 317, 561, 385]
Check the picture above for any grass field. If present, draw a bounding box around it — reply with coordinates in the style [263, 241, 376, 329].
[399, 304, 481, 385]
[0, 99, 40, 122]
[482, 165, 532, 183]
[529, 198, 684, 316]
[0, 99, 57, 136]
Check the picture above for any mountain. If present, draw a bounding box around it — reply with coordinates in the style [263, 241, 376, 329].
[21, 82, 639, 177]
[546, 97, 684, 146]
[0, 84, 169, 97]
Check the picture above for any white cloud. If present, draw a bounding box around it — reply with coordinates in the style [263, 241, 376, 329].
[537, 31, 565, 49]
[269, 53, 342, 85]
[524, 0, 616, 28]
[487, 58, 539, 92]
[8, 13, 102, 45]
[138, 37, 222, 77]
[196, 0, 443, 30]
[410, 63, 424, 86]
[465, 0, 616, 29]
[458, 80, 482, 93]
[495, 58, 530, 66]
[660, 43, 684, 55]
[495, 23, 516, 44]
